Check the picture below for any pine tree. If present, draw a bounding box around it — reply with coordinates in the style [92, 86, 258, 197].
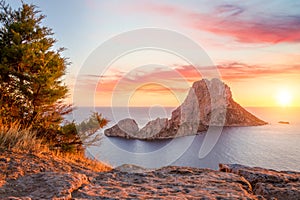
[0, 1, 108, 153]
[0, 1, 71, 138]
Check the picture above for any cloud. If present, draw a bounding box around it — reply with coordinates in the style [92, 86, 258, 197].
[77, 61, 300, 96]
[131, 2, 300, 44]
[216, 62, 300, 80]
[197, 15, 300, 43]
[82, 65, 202, 94]
[131, 83, 188, 94]
[215, 4, 244, 17]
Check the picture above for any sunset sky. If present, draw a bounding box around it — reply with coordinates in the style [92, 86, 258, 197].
[12, 0, 300, 107]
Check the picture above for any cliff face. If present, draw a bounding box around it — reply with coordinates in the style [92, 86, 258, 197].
[105, 79, 267, 140]
[189, 78, 266, 127]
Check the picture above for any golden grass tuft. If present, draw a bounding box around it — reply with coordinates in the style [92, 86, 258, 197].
[0, 120, 112, 172]
[52, 150, 112, 172]
[0, 121, 45, 152]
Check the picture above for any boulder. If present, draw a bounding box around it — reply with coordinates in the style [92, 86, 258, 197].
[219, 164, 300, 200]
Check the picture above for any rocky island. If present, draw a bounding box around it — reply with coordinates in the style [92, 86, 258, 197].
[105, 79, 267, 140]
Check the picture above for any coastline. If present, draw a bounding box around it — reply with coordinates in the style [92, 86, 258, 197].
[1, 150, 299, 199]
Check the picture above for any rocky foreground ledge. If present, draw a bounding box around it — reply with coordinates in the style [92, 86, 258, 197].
[1, 151, 299, 199]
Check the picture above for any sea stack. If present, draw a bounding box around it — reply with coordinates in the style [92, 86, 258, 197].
[105, 79, 267, 140]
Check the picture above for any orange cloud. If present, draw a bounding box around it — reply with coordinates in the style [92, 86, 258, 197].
[94, 65, 202, 95]
[128, 83, 181, 107]
[78, 62, 300, 99]
[74, 62, 300, 106]
[217, 62, 300, 80]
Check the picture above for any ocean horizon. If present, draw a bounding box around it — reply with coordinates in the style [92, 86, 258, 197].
[66, 106, 300, 171]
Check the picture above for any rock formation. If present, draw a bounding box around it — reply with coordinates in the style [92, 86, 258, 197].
[105, 118, 139, 139]
[1, 151, 299, 199]
[105, 78, 267, 140]
[219, 164, 300, 200]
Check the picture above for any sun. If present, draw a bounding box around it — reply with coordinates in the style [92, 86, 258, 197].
[276, 90, 292, 107]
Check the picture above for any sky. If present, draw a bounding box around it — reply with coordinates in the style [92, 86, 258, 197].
[10, 0, 300, 107]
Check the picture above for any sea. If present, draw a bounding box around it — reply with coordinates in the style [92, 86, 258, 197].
[67, 107, 300, 171]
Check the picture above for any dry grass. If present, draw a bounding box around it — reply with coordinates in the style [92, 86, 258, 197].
[0, 121, 45, 152]
[53, 151, 112, 172]
[0, 121, 112, 172]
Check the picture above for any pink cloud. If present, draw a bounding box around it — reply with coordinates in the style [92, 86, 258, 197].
[132, 2, 300, 44]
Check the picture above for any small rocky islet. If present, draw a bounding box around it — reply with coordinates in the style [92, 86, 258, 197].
[1, 151, 300, 199]
[278, 121, 290, 124]
[105, 78, 267, 140]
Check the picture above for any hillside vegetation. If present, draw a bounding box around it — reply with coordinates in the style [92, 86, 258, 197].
[0, 0, 108, 168]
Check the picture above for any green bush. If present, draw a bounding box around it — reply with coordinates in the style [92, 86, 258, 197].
[52, 112, 108, 153]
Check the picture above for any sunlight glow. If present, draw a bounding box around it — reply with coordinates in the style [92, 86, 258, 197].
[276, 90, 292, 107]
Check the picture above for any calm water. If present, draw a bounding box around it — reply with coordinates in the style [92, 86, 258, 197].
[68, 107, 300, 171]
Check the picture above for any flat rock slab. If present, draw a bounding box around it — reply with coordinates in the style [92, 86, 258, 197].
[0, 172, 88, 200]
[72, 166, 261, 199]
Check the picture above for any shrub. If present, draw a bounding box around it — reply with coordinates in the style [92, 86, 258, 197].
[51, 112, 109, 154]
